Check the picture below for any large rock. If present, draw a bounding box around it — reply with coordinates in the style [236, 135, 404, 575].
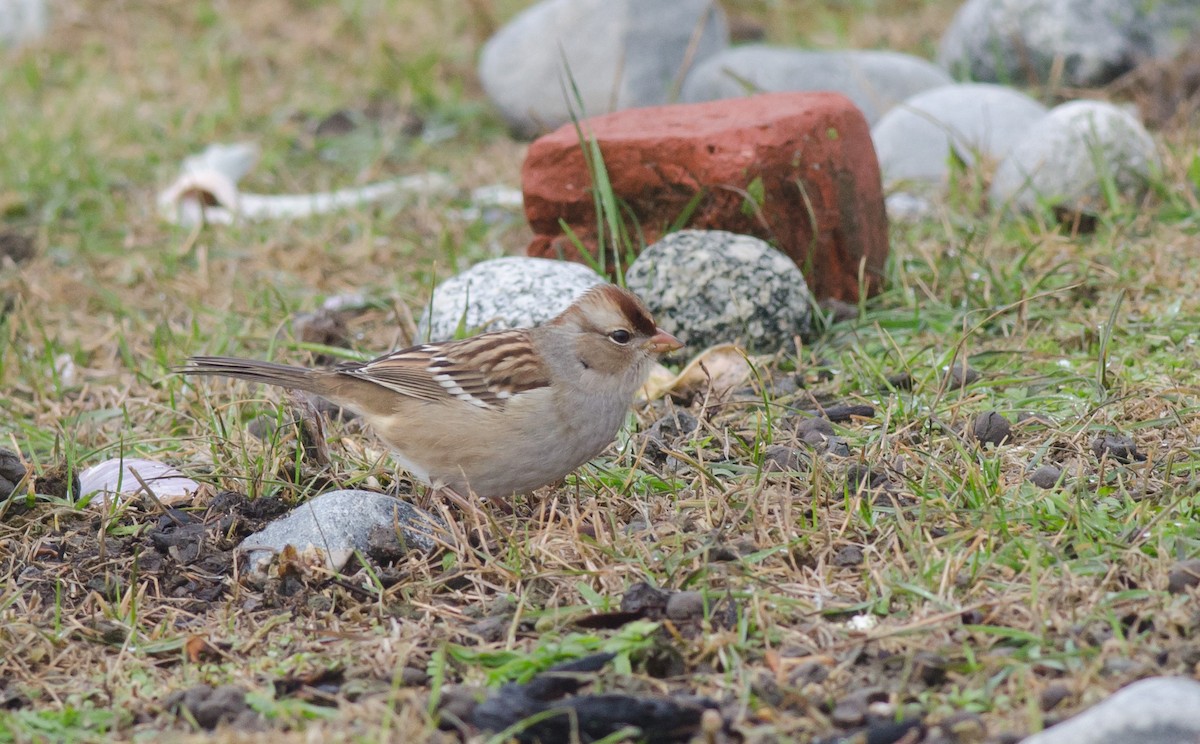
[522, 92, 889, 302]
[871, 83, 1048, 190]
[625, 230, 812, 354]
[418, 257, 604, 342]
[938, 0, 1200, 88]
[990, 100, 1159, 214]
[1021, 677, 1200, 744]
[478, 0, 728, 138]
[681, 46, 952, 123]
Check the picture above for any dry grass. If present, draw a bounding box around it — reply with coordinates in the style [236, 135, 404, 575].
[3, 1, 1200, 743]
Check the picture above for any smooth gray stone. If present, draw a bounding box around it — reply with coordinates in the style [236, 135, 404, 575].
[625, 230, 812, 354]
[238, 490, 445, 580]
[418, 257, 604, 342]
[990, 100, 1159, 214]
[478, 0, 728, 138]
[680, 46, 952, 123]
[871, 83, 1048, 190]
[938, 0, 1200, 88]
[1021, 677, 1200, 744]
[0, 0, 47, 48]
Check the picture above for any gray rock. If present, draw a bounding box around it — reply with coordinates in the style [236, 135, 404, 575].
[680, 46, 952, 123]
[871, 83, 1048, 190]
[624, 230, 812, 354]
[478, 0, 728, 138]
[238, 490, 445, 580]
[0, 0, 47, 48]
[418, 257, 604, 342]
[937, 0, 1200, 88]
[990, 100, 1159, 214]
[1021, 677, 1200, 744]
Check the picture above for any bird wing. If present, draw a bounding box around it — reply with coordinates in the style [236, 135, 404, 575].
[335, 329, 551, 410]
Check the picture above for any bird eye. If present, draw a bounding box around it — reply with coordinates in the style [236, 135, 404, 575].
[609, 329, 633, 345]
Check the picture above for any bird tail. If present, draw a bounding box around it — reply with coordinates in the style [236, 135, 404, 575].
[179, 355, 326, 395]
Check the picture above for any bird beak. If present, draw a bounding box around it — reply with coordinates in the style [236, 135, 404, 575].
[645, 328, 683, 353]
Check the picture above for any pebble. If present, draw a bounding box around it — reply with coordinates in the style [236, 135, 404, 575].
[1028, 464, 1065, 489]
[1166, 558, 1200, 594]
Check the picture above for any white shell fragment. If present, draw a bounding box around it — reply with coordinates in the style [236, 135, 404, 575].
[79, 457, 199, 508]
[157, 142, 454, 226]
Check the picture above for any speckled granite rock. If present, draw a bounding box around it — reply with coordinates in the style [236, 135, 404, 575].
[1021, 677, 1200, 744]
[990, 100, 1159, 215]
[418, 257, 604, 342]
[238, 490, 445, 581]
[624, 230, 811, 354]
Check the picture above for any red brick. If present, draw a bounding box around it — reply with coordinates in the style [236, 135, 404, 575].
[521, 92, 889, 301]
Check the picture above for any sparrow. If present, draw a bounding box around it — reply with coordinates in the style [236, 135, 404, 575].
[180, 284, 683, 500]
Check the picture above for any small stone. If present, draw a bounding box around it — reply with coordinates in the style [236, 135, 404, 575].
[971, 411, 1012, 446]
[913, 651, 948, 686]
[763, 445, 807, 473]
[0, 230, 35, 265]
[833, 545, 864, 567]
[665, 591, 706, 622]
[885, 372, 915, 391]
[400, 666, 429, 687]
[938, 711, 987, 743]
[1091, 433, 1145, 464]
[1167, 559, 1200, 594]
[1040, 683, 1072, 712]
[945, 362, 980, 388]
[1028, 465, 1065, 489]
[796, 416, 835, 438]
[621, 582, 671, 616]
[831, 688, 887, 728]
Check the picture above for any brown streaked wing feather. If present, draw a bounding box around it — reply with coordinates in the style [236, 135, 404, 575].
[335, 330, 551, 410]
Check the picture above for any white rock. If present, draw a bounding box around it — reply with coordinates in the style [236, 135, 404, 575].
[238, 490, 445, 581]
[990, 100, 1159, 214]
[681, 46, 952, 123]
[625, 230, 812, 354]
[872, 83, 1048, 190]
[418, 257, 604, 342]
[1022, 677, 1200, 744]
[478, 0, 729, 138]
